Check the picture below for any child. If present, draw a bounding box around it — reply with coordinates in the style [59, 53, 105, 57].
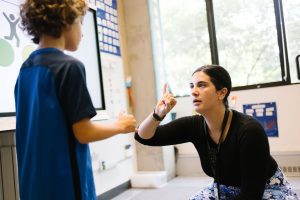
[15, 0, 136, 199]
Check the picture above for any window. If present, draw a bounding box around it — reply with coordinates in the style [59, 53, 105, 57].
[149, 0, 210, 96]
[214, 0, 281, 87]
[149, 0, 296, 96]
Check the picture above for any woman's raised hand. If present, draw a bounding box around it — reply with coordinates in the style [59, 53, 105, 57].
[154, 83, 177, 118]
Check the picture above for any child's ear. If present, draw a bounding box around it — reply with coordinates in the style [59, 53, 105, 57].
[64, 24, 72, 32]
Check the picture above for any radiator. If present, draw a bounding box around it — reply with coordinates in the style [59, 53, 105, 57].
[0, 131, 19, 200]
[272, 151, 300, 177]
[281, 166, 300, 176]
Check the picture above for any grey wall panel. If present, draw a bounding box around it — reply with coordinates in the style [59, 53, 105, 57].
[12, 147, 18, 199]
[0, 131, 17, 200]
[1, 147, 16, 200]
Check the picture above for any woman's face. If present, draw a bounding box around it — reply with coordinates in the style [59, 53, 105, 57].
[190, 71, 225, 114]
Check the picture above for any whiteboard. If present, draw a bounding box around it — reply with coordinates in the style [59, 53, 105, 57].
[0, 1, 105, 116]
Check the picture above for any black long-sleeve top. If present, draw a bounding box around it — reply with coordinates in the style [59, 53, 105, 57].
[135, 110, 277, 199]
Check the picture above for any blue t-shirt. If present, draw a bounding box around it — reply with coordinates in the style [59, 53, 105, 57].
[15, 48, 97, 200]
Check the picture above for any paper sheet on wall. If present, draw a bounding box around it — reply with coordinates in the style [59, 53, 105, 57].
[100, 53, 127, 118]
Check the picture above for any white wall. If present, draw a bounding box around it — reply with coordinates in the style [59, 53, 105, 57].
[89, 133, 135, 194]
[231, 84, 300, 152]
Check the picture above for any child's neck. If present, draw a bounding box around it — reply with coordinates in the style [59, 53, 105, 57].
[38, 35, 65, 51]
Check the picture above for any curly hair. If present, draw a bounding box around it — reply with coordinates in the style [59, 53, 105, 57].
[20, 0, 88, 44]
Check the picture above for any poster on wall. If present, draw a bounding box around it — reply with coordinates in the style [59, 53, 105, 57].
[243, 102, 279, 137]
[0, 0, 35, 115]
[96, 0, 121, 56]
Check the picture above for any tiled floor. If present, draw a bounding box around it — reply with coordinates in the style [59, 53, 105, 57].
[112, 176, 300, 200]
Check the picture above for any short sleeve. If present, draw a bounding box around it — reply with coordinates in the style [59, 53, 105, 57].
[56, 61, 96, 125]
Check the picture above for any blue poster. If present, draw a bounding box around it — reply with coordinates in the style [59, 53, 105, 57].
[243, 102, 279, 137]
[96, 0, 121, 56]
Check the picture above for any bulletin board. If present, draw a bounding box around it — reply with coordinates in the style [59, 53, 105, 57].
[243, 102, 279, 137]
[96, 0, 121, 56]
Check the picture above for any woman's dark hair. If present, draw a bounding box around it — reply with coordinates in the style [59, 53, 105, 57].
[20, 0, 88, 44]
[192, 64, 232, 108]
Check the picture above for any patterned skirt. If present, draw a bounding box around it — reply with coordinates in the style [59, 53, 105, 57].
[189, 168, 298, 200]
